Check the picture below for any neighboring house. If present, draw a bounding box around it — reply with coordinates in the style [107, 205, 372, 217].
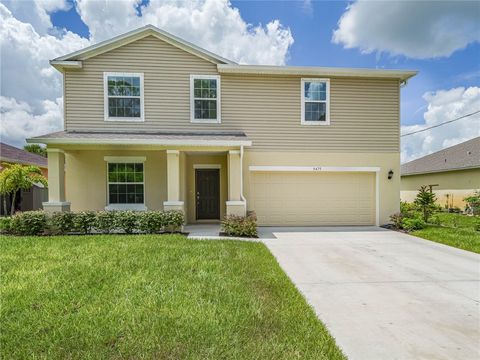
[401, 137, 480, 209]
[0, 142, 48, 214]
[27, 25, 416, 226]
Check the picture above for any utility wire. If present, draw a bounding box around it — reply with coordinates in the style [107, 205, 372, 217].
[401, 110, 480, 137]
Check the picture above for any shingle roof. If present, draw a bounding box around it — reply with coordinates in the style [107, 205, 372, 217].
[0, 142, 47, 168]
[401, 137, 480, 176]
[27, 130, 252, 147]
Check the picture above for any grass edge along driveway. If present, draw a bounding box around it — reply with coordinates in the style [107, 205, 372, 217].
[1, 234, 345, 360]
[412, 213, 480, 254]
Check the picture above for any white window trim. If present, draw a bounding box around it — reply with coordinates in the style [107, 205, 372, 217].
[104, 72, 145, 122]
[301, 78, 330, 125]
[105, 157, 146, 210]
[190, 74, 221, 124]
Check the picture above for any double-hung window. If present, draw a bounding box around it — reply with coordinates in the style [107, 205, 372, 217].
[104, 72, 144, 121]
[190, 75, 220, 123]
[301, 78, 330, 125]
[105, 157, 146, 210]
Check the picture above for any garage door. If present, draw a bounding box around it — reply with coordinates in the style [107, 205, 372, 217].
[250, 172, 376, 226]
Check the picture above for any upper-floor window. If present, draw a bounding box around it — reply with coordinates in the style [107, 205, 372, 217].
[301, 78, 330, 125]
[190, 75, 221, 123]
[104, 72, 144, 121]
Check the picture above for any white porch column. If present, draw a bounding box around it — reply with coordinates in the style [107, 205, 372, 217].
[226, 150, 246, 217]
[163, 150, 184, 212]
[43, 148, 70, 212]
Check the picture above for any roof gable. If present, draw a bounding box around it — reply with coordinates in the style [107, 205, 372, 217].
[51, 25, 234, 69]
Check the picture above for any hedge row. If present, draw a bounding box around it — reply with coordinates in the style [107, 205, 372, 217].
[0, 210, 184, 236]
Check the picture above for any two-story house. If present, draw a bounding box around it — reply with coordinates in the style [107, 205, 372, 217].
[28, 25, 417, 226]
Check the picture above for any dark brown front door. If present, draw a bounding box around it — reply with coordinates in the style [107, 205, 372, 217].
[195, 169, 220, 220]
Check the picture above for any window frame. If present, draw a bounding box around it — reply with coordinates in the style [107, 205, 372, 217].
[104, 156, 147, 211]
[103, 72, 145, 122]
[301, 78, 330, 126]
[190, 74, 221, 124]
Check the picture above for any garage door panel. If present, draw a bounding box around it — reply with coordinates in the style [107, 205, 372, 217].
[251, 172, 375, 226]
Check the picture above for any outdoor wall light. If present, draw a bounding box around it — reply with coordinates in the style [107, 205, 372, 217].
[388, 170, 394, 180]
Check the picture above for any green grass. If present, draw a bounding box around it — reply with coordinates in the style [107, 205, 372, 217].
[412, 213, 480, 253]
[0, 234, 345, 360]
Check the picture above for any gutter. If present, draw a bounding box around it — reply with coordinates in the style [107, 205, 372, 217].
[27, 137, 252, 147]
[217, 64, 418, 82]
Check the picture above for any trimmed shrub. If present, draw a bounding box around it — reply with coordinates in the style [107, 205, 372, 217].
[401, 216, 425, 231]
[389, 212, 403, 230]
[49, 212, 76, 235]
[74, 211, 96, 234]
[138, 211, 165, 233]
[10, 211, 48, 236]
[164, 210, 185, 233]
[221, 214, 258, 238]
[0, 217, 12, 234]
[114, 210, 139, 234]
[95, 211, 116, 234]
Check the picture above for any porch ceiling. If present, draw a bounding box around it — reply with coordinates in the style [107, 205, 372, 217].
[27, 130, 252, 147]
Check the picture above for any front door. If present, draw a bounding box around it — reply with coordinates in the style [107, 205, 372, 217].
[195, 169, 220, 220]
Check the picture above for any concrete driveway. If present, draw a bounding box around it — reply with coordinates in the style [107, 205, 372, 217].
[261, 227, 480, 360]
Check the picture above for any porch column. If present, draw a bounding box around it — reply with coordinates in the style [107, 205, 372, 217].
[43, 148, 70, 212]
[226, 150, 246, 217]
[163, 150, 184, 212]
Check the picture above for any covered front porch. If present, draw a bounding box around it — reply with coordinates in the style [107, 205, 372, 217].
[28, 131, 251, 224]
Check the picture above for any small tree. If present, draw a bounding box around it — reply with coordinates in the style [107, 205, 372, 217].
[414, 185, 437, 222]
[0, 163, 47, 215]
[23, 144, 47, 157]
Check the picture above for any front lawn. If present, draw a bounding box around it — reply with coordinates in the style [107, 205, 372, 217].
[412, 213, 480, 253]
[0, 235, 345, 360]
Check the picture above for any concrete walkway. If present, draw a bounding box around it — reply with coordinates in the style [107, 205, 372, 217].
[262, 227, 480, 360]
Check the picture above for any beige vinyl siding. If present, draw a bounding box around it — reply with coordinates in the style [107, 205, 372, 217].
[65, 35, 400, 152]
[222, 75, 399, 152]
[65, 35, 218, 129]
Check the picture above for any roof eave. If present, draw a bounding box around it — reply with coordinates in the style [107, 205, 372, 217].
[401, 166, 480, 176]
[0, 157, 47, 168]
[50, 60, 83, 72]
[27, 137, 252, 147]
[217, 64, 418, 81]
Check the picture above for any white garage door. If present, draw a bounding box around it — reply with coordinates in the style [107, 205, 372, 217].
[250, 172, 376, 226]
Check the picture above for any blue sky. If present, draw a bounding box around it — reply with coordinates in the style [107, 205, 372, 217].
[1, 0, 479, 161]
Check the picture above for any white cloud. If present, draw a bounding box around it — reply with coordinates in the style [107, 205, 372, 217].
[0, 0, 294, 147]
[401, 87, 480, 163]
[0, 96, 63, 148]
[0, 3, 89, 147]
[333, 0, 480, 59]
[75, 0, 294, 65]
[0, 3, 90, 108]
[1, 0, 71, 35]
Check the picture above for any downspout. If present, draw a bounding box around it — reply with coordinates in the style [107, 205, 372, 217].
[240, 145, 246, 203]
